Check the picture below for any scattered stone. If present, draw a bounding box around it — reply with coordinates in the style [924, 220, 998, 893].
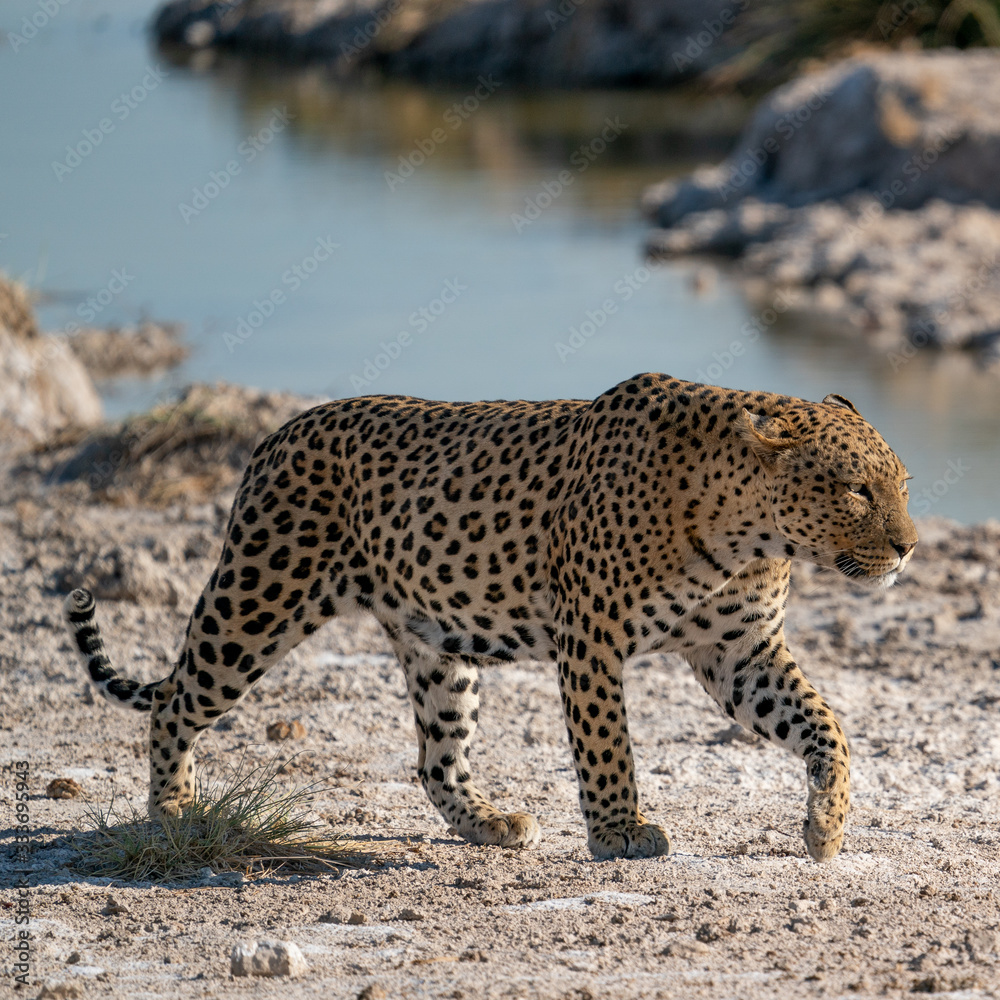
[52, 543, 184, 607]
[965, 928, 1000, 963]
[45, 777, 82, 799]
[266, 719, 307, 741]
[695, 921, 721, 942]
[101, 895, 130, 916]
[346, 911, 368, 925]
[65, 952, 80, 964]
[230, 939, 309, 978]
[662, 938, 710, 959]
[397, 908, 424, 921]
[710, 724, 758, 746]
[358, 985, 388, 1000]
[37, 981, 82, 999]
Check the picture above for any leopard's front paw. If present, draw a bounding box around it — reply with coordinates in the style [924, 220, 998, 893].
[804, 758, 849, 861]
[588, 820, 671, 860]
[472, 811, 541, 849]
[803, 812, 844, 862]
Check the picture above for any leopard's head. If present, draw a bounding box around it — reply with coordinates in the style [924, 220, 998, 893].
[740, 394, 918, 586]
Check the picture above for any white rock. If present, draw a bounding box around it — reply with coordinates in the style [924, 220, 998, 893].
[230, 939, 309, 978]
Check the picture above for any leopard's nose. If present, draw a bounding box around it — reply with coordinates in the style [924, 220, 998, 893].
[892, 540, 915, 559]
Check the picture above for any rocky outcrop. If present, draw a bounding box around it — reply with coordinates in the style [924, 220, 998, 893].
[69, 321, 188, 379]
[0, 277, 102, 453]
[644, 50, 1000, 225]
[647, 198, 1000, 354]
[643, 51, 1000, 356]
[153, 0, 745, 86]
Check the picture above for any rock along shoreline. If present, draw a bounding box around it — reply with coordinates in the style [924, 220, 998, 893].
[643, 50, 1000, 358]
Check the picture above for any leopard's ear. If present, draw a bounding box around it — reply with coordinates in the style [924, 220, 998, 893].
[823, 393, 860, 415]
[738, 409, 800, 472]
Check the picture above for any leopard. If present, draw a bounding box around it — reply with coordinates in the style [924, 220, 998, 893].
[64, 373, 917, 861]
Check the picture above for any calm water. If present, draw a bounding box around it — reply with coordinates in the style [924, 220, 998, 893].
[3, 0, 999, 521]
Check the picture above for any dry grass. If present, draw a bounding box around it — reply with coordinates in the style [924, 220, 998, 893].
[52, 382, 315, 506]
[74, 753, 369, 883]
[0, 273, 40, 340]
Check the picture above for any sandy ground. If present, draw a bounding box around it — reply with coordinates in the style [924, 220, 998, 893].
[2, 487, 1000, 999]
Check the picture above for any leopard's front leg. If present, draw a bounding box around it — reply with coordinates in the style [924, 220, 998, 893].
[556, 636, 670, 860]
[687, 632, 851, 862]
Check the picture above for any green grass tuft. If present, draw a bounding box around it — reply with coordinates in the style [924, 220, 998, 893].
[73, 753, 369, 883]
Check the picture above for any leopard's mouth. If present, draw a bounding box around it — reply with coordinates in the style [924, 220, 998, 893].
[835, 552, 897, 588]
[834, 553, 865, 578]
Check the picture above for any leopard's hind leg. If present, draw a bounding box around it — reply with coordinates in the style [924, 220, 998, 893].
[392, 640, 540, 849]
[146, 500, 354, 820]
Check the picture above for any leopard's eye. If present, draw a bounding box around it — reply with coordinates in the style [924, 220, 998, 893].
[899, 477, 912, 493]
[847, 483, 874, 502]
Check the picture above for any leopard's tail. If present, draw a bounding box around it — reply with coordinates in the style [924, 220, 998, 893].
[63, 588, 163, 712]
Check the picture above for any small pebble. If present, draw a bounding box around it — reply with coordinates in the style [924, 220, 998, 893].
[37, 982, 81, 999]
[46, 778, 82, 800]
[266, 719, 306, 741]
[231, 939, 308, 978]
